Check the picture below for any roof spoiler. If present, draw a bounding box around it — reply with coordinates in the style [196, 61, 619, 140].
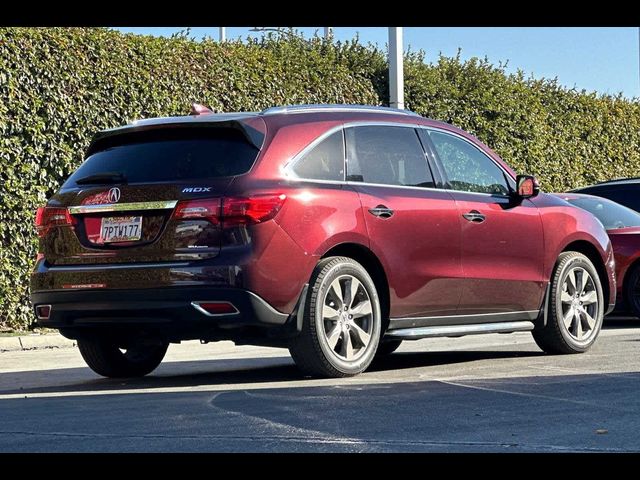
[89, 117, 266, 154]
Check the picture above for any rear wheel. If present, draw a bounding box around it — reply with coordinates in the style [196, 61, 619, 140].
[289, 256, 382, 378]
[532, 251, 604, 354]
[77, 338, 168, 378]
[623, 264, 640, 319]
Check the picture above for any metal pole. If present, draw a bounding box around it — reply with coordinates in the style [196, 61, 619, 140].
[219, 27, 226, 42]
[324, 27, 332, 39]
[388, 27, 404, 110]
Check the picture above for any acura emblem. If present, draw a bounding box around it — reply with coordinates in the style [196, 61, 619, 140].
[108, 187, 121, 203]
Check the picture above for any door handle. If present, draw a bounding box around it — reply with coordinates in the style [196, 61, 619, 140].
[368, 205, 394, 219]
[462, 210, 486, 223]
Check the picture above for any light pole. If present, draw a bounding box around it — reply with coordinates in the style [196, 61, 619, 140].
[324, 27, 332, 39]
[388, 27, 404, 110]
[219, 27, 226, 42]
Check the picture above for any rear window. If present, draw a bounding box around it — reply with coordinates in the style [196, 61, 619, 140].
[64, 127, 259, 186]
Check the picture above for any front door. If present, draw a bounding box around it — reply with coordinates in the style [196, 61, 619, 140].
[424, 128, 546, 316]
[345, 125, 464, 318]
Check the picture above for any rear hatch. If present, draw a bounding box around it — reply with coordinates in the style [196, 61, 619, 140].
[41, 120, 264, 265]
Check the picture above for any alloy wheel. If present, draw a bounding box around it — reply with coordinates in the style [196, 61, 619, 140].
[560, 266, 600, 342]
[321, 274, 374, 361]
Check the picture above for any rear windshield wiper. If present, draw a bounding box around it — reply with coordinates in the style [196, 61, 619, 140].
[75, 172, 128, 185]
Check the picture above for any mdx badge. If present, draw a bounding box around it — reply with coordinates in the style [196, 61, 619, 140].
[108, 187, 121, 203]
[182, 187, 212, 193]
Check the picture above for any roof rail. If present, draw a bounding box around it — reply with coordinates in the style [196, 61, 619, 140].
[260, 104, 422, 117]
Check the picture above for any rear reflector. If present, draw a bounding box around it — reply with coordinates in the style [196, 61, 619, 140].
[174, 194, 286, 227]
[35, 207, 75, 237]
[191, 301, 239, 316]
[35, 305, 51, 320]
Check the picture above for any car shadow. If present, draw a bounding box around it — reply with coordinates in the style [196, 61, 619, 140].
[604, 316, 639, 329]
[1, 348, 547, 396]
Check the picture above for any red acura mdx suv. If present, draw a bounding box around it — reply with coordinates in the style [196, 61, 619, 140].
[31, 104, 616, 378]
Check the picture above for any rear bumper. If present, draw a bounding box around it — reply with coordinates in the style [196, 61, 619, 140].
[30, 286, 295, 340]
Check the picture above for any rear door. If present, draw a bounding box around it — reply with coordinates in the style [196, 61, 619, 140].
[45, 125, 260, 265]
[345, 124, 463, 319]
[422, 128, 545, 316]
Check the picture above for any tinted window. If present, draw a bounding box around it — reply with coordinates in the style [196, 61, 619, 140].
[291, 131, 345, 181]
[345, 126, 434, 187]
[584, 188, 640, 213]
[567, 196, 640, 229]
[429, 130, 509, 195]
[64, 127, 258, 186]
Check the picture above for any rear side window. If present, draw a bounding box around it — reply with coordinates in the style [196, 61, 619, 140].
[345, 126, 434, 187]
[291, 130, 345, 181]
[64, 127, 259, 186]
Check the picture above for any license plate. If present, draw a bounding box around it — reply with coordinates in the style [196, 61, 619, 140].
[100, 216, 142, 243]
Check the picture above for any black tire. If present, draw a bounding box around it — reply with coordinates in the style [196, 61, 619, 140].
[375, 340, 402, 357]
[623, 263, 640, 319]
[289, 256, 382, 378]
[532, 251, 604, 354]
[77, 338, 168, 378]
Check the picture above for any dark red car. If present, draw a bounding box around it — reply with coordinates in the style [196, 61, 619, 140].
[31, 104, 616, 378]
[554, 192, 640, 318]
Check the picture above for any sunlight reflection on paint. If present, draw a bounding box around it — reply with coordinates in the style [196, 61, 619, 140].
[294, 191, 317, 203]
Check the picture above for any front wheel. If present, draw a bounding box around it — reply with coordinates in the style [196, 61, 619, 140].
[77, 338, 168, 378]
[532, 251, 604, 354]
[289, 256, 382, 377]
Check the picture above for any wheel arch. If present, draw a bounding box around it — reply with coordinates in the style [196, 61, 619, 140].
[321, 243, 391, 332]
[561, 240, 609, 308]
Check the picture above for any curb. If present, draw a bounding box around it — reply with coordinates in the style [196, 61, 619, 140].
[0, 333, 75, 352]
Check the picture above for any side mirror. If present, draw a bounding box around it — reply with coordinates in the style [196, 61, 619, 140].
[516, 175, 540, 199]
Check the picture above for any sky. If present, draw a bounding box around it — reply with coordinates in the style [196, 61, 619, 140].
[117, 27, 640, 100]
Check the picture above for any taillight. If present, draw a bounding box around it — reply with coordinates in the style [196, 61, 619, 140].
[174, 194, 286, 226]
[222, 194, 287, 226]
[35, 207, 75, 237]
[173, 198, 221, 224]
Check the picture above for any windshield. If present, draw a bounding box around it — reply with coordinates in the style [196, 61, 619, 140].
[567, 196, 640, 229]
[64, 127, 259, 187]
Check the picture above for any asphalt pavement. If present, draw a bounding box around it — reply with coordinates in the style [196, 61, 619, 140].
[1, 318, 640, 452]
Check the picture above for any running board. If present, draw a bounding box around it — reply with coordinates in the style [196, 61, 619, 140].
[385, 321, 535, 340]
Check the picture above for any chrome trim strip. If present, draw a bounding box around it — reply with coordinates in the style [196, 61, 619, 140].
[191, 301, 240, 317]
[68, 200, 178, 214]
[283, 176, 447, 194]
[385, 321, 535, 340]
[47, 262, 189, 271]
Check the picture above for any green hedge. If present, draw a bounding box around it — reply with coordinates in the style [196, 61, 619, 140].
[1, 27, 639, 330]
